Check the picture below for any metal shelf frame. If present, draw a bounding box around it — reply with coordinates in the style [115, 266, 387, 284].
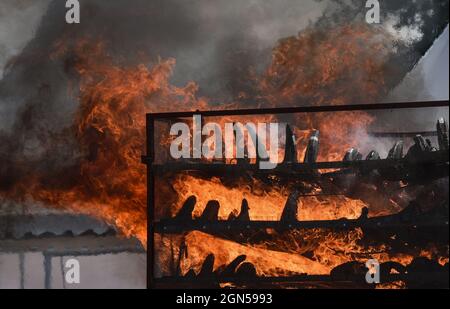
[144, 100, 449, 288]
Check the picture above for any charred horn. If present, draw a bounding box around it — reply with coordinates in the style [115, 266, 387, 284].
[388, 141, 404, 159]
[236, 199, 250, 221]
[437, 118, 449, 151]
[199, 200, 220, 221]
[304, 130, 320, 163]
[343, 148, 363, 162]
[280, 190, 300, 222]
[366, 150, 380, 160]
[283, 125, 297, 164]
[175, 196, 196, 220]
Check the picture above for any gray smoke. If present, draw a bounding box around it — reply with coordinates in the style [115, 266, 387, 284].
[0, 0, 448, 189]
[0, 0, 52, 78]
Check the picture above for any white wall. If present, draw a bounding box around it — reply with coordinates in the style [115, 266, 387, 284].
[0, 252, 146, 289]
[0, 254, 21, 289]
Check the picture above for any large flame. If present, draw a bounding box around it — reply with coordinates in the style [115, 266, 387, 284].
[2, 24, 399, 246]
[172, 174, 368, 221]
[10, 39, 207, 245]
[2, 23, 446, 279]
[44, 25, 385, 246]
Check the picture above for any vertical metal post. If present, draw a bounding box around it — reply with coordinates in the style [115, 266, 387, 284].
[147, 114, 155, 289]
[43, 253, 52, 289]
[19, 253, 25, 289]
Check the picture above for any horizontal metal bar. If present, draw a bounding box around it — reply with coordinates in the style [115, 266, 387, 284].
[143, 151, 449, 173]
[154, 275, 345, 284]
[154, 217, 449, 234]
[148, 100, 449, 119]
[153, 272, 441, 286]
[368, 131, 439, 138]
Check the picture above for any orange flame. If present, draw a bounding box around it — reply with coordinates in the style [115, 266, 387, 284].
[3, 23, 446, 278]
[18, 39, 207, 245]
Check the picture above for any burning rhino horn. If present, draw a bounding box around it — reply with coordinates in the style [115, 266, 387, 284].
[221, 255, 247, 277]
[198, 254, 215, 277]
[330, 261, 367, 283]
[227, 210, 238, 221]
[184, 269, 196, 278]
[366, 150, 380, 161]
[343, 148, 363, 162]
[437, 118, 449, 151]
[380, 262, 406, 279]
[388, 141, 404, 159]
[280, 190, 300, 222]
[361, 150, 381, 175]
[235, 262, 257, 278]
[358, 207, 369, 220]
[236, 199, 250, 221]
[413, 135, 428, 152]
[406, 135, 429, 162]
[199, 200, 220, 221]
[304, 130, 320, 164]
[175, 195, 197, 220]
[283, 125, 298, 164]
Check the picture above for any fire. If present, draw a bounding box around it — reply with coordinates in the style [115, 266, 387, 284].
[1, 22, 446, 282]
[259, 24, 393, 106]
[257, 23, 394, 162]
[6, 39, 207, 245]
[166, 25, 388, 229]
[4, 24, 392, 245]
[156, 231, 331, 277]
[172, 174, 368, 221]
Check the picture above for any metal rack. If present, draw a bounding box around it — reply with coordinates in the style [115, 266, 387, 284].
[143, 100, 449, 288]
